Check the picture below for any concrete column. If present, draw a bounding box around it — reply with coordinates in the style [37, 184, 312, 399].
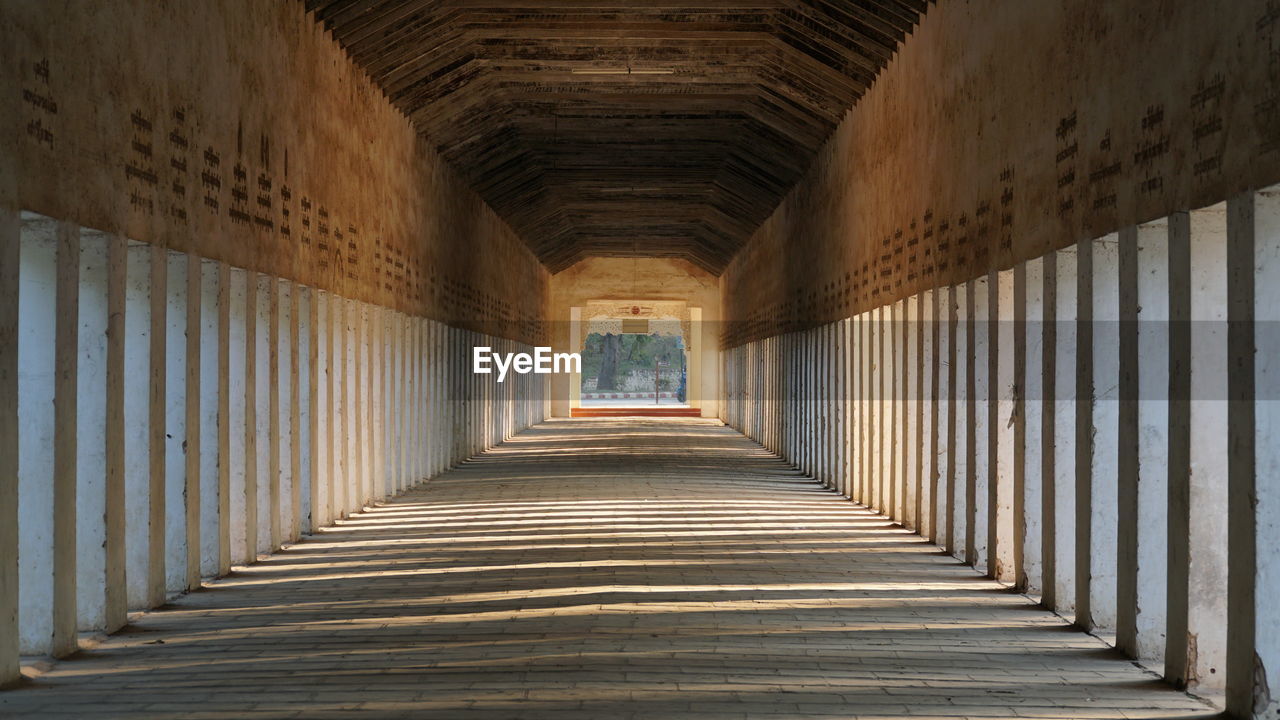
[197, 261, 219, 579]
[1052, 246, 1078, 619]
[918, 291, 932, 536]
[802, 329, 810, 474]
[145, 245, 167, 607]
[332, 296, 346, 518]
[364, 305, 376, 502]
[1117, 225, 1141, 652]
[1123, 219, 1171, 660]
[952, 281, 970, 559]
[905, 295, 918, 529]
[1073, 233, 1095, 628]
[994, 267, 1017, 584]
[1227, 187, 1280, 719]
[411, 317, 422, 482]
[124, 241, 152, 603]
[0, 205, 17, 687]
[299, 288, 316, 535]
[76, 231, 109, 631]
[215, 262, 232, 577]
[389, 313, 400, 492]
[850, 315, 862, 504]
[1171, 204, 1230, 687]
[52, 221, 80, 654]
[311, 291, 329, 530]
[1040, 252, 1059, 608]
[183, 255, 202, 589]
[17, 216, 58, 654]
[253, 274, 271, 556]
[352, 303, 367, 508]
[288, 284, 302, 540]
[936, 287, 953, 548]
[1022, 258, 1045, 595]
[842, 319, 852, 498]
[1162, 209, 1197, 684]
[1089, 233, 1121, 632]
[267, 279, 282, 551]
[875, 308, 885, 509]
[969, 274, 989, 570]
[241, 272, 259, 562]
[889, 300, 901, 519]
[161, 251, 187, 596]
[373, 304, 384, 497]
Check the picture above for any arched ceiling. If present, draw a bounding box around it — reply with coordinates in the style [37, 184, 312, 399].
[305, 0, 927, 273]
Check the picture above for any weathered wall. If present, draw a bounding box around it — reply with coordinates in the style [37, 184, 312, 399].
[0, 0, 548, 342]
[722, 0, 1280, 346]
[548, 257, 721, 417]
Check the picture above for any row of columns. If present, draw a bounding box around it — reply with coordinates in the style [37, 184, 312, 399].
[0, 209, 547, 685]
[722, 188, 1279, 719]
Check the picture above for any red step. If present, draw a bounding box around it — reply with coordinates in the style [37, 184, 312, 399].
[571, 407, 703, 418]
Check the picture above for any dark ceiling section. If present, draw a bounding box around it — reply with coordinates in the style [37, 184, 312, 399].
[306, 0, 925, 273]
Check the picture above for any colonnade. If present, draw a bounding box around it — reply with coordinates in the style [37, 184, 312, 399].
[722, 188, 1280, 718]
[0, 208, 548, 685]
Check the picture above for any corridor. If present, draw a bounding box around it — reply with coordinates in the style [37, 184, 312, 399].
[0, 420, 1212, 719]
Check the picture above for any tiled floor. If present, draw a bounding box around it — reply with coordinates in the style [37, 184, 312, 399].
[1, 419, 1214, 719]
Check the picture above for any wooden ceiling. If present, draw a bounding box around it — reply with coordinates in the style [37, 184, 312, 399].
[305, 0, 927, 273]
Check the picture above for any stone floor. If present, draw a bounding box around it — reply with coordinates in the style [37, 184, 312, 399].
[1, 419, 1215, 719]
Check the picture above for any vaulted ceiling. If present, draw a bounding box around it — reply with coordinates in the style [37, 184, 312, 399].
[305, 0, 927, 273]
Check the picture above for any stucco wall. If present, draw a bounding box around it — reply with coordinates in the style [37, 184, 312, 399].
[0, 0, 548, 342]
[721, 0, 1280, 346]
